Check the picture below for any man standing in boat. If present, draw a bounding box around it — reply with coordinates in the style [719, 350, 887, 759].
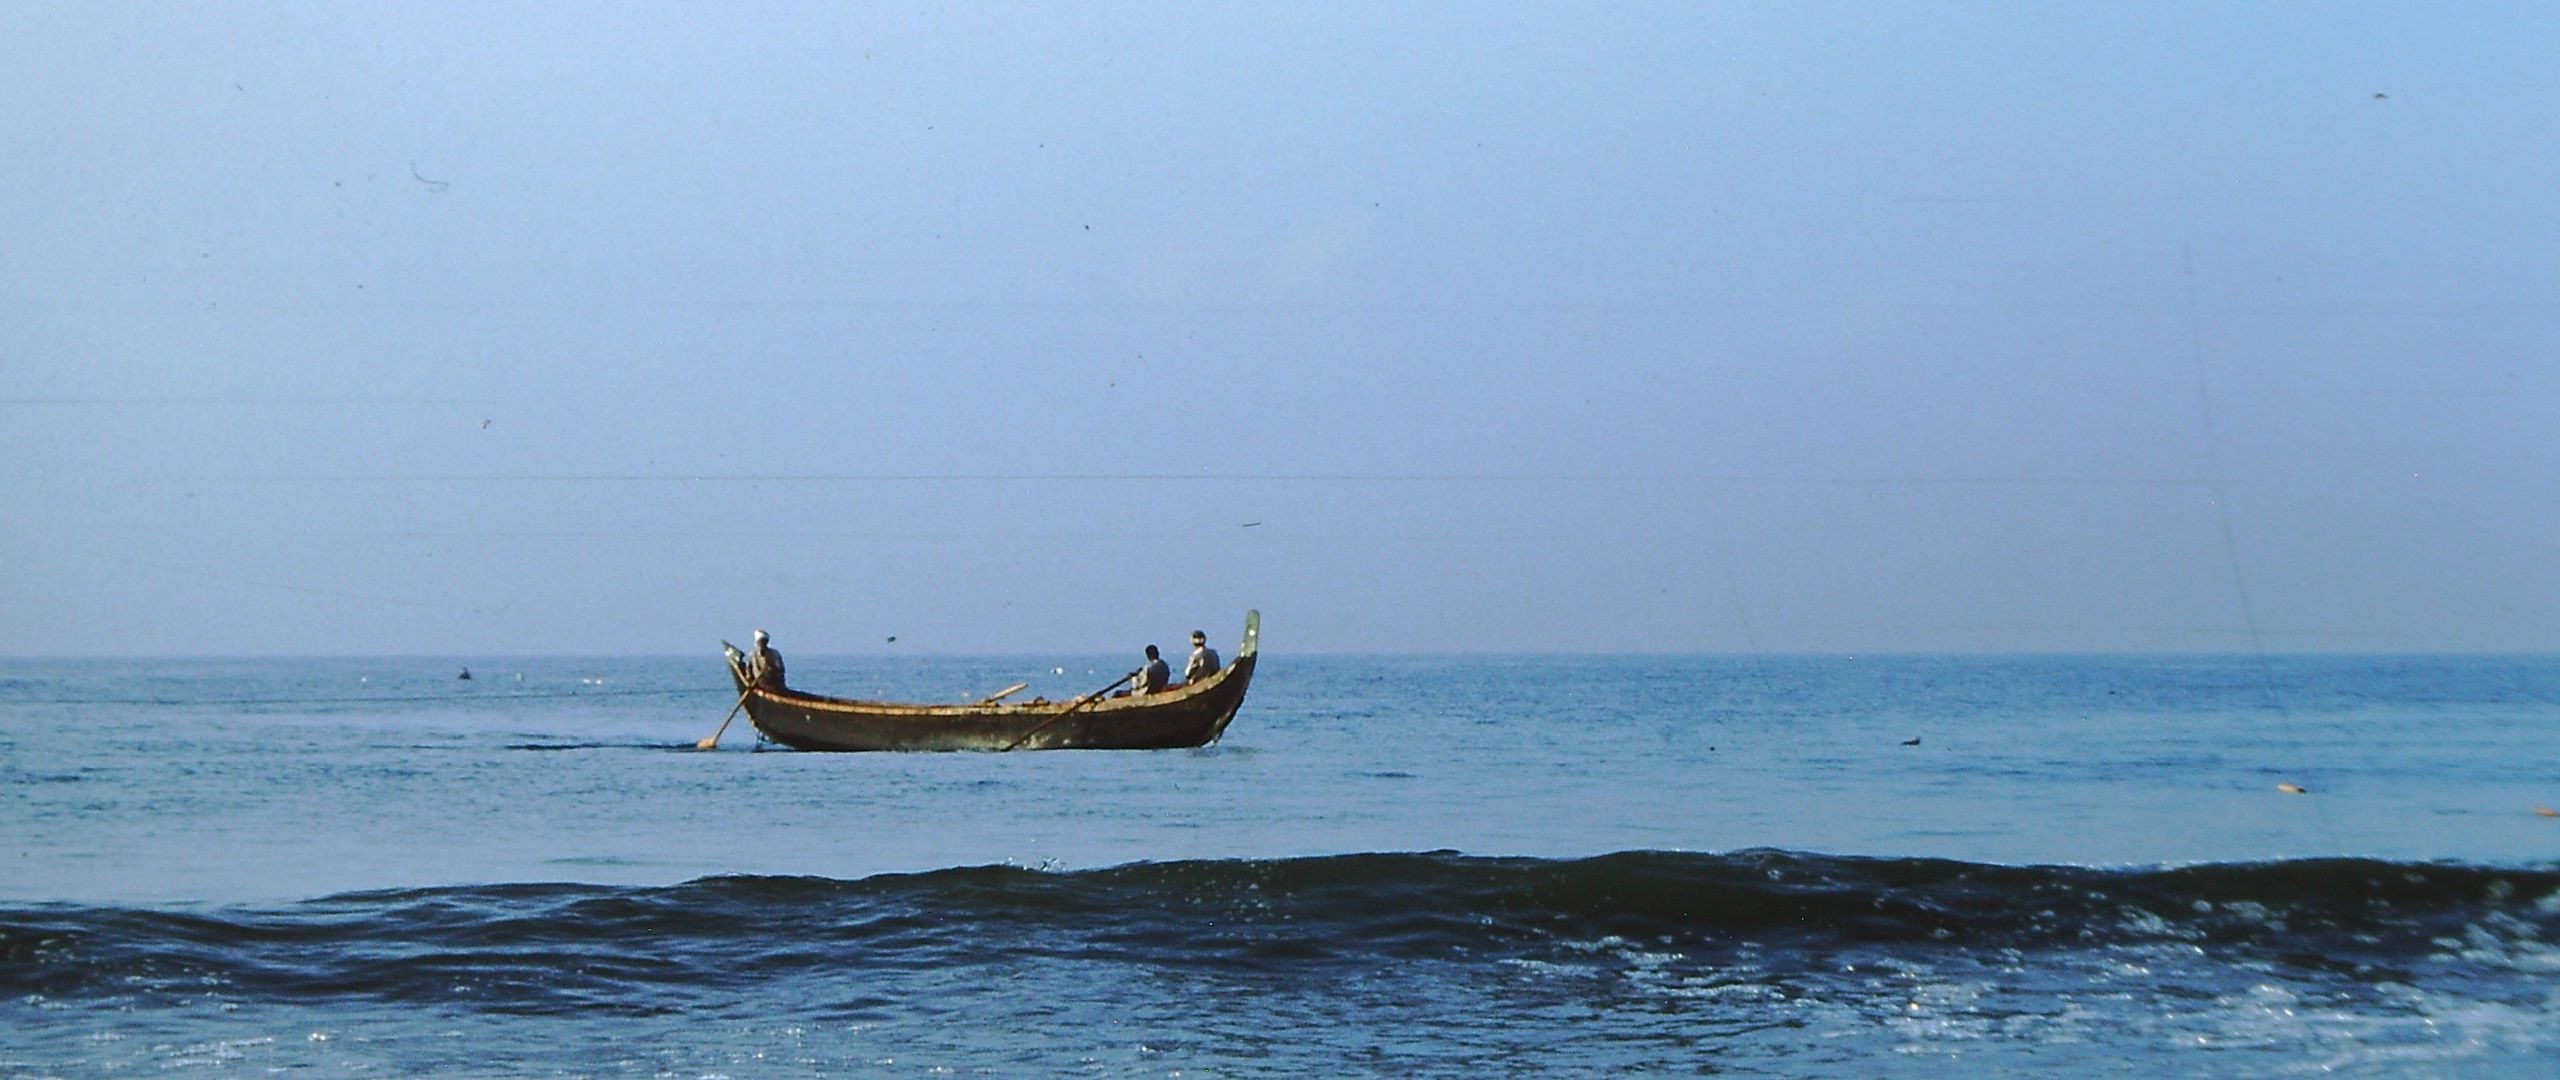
[1184, 629, 1221, 686]
[1135, 644, 1170, 695]
[750, 629, 786, 690]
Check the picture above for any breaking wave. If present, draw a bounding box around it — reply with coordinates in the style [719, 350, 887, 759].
[6, 851, 2556, 1017]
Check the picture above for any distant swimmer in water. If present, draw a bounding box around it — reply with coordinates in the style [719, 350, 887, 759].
[750, 630, 786, 690]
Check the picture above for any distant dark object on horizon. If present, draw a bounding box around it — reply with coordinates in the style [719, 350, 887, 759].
[458, 668, 471, 680]
[1901, 736, 1921, 746]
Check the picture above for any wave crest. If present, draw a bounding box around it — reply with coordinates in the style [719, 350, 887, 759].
[6, 851, 2555, 1013]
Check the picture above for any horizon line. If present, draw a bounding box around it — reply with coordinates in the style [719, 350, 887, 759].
[6, 648, 2553, 662]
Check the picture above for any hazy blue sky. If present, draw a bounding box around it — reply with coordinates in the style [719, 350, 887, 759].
[4, 3, 2554, 656]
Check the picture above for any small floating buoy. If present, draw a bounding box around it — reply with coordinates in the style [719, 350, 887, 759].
[2277, 783, 2308, 795]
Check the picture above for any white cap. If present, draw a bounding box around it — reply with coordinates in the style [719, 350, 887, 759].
[753, 629, 769, 643]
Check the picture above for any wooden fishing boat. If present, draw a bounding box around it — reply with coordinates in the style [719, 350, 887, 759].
[721, 611, 1259, 752]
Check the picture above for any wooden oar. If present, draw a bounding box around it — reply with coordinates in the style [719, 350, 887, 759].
[1001, 669, 1137, 751]
[698, 646, 755, 750]
[977, 682, 1030, 705]
[696, 687, 751, 750]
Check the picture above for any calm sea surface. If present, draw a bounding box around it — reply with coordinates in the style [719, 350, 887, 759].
[4, 654, 2557, 1075]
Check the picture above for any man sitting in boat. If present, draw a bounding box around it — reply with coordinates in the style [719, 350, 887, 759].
[750, 630, 787, 690]
[1135, 644, 1170, 695]
[1184, 630, 1221, 685]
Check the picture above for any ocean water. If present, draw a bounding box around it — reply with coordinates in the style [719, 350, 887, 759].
[3, 654, 2557, 1076]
